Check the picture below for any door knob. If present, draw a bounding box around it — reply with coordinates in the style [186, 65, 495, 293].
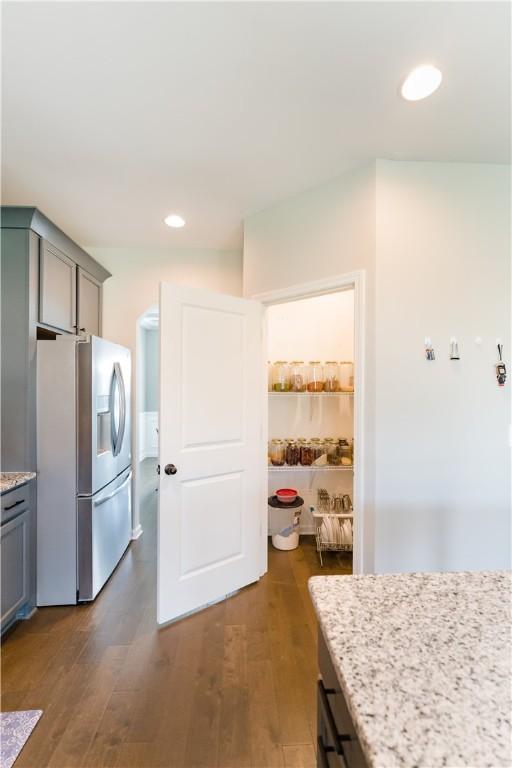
[164, 464, 178, 475]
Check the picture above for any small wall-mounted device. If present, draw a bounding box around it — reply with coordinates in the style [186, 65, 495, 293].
[496, 343, 507, 387]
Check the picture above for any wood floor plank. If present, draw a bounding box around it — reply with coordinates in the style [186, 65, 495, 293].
[14, 660, 99, 767]
[217, 625, 250, 768]
[1, 460, 351, 768]
[82, 690, 140, 767]
[46, 645, 129, 768]
[145, 619, 205, 764]
[182, 601, 226, 768]
[283, 743, 317, 767]
[248, 659, 284, 768]
[267, 580, 314, 746]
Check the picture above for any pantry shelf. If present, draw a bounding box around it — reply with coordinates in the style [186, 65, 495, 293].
[312, 512, 354, 519]
[268, 465, 354, 472]
[269, 391, 354, 397]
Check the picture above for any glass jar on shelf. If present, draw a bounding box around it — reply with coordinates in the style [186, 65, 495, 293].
[323, 362, 340, 392]
[339, 361, 354, 392]
[267, 361, 272, 392]
[307, 361, 324, 392]
[299, 440, 314, 466]
[289, 361, 306, 392]
[270, 439, 285, 466]
[272, 361, 290, 392]
[337, 439, 353, 466]
[325, 438, 339, 465]
[285, 439, 300, 466]
[311, 438, 326, 462]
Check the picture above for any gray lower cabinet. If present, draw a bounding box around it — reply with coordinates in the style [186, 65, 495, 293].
[1, 483, 35, 634]
[77, 267, 101, 336]
[1, 511, 29, 627]
[317, 630, 369, 768]
[39, 238, 77, 333]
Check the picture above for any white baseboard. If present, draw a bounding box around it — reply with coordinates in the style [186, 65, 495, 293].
[131, 524, 143, 540]
[139, 449, 158, 461]
[299, 525, 315, 535]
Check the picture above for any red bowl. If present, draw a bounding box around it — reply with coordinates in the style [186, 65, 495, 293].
[276, 488, 298, 504]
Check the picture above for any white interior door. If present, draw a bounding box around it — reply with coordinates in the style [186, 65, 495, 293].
[158, 283, 264, 625]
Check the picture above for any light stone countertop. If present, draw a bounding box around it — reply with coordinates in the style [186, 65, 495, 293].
[309, 571, 511, 768]
[0, 472, 36, 495]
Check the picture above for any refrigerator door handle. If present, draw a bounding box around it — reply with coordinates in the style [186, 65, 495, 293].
[110, 362, 126, 457]
[110, 364, 119, 455]
[115, 362, 127, 457]
[93, 472, 132, 507]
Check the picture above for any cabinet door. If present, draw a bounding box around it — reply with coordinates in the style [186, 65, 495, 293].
[39, 239, 77, 332]
[1, 510, 29, 630]
[77, 268, 101, 336]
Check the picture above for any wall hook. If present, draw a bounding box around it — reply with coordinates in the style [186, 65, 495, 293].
[496, 343, 507, 387]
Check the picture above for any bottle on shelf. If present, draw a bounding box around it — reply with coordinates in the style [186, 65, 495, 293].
[325, 438, 339, 465]
[337, 439, 352, 466]
[339, 361, 354, 392]
[285, 438, 300, 466]
[269, 439, 286, 466]
[307, 361, 324, 392]
[272, 362, 290, 392]
[324, 362, 340, 392]
[289, 361, 306, 392]
[311, 437, 326, 461]
[299, 439, 314, 466]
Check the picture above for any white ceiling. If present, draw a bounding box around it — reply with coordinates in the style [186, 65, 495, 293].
[2, 2, 510, 250]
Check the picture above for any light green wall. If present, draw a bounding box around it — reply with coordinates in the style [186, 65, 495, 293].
[374, 160, 511, 573]
[143, 328, 158, 412]
[244, 159, 511, 574]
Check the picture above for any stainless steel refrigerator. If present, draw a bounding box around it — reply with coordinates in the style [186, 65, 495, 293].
[37, 335, 132, 605]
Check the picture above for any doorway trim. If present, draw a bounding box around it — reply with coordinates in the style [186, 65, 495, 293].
[252, 270, 366, 575]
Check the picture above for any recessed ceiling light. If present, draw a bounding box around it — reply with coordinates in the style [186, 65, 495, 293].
[401, 65, 442, 101]
[164, 214, 185, 228]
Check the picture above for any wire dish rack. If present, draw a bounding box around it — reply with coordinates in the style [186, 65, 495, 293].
[311, 507, 353, 566]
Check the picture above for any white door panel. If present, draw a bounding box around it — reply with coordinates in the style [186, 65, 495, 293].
[181, 305, 245, 447]
[180, 472, 243, 577]
[158, 283, 263, 624]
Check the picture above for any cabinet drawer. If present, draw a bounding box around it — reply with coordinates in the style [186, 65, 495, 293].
[1, 485, 30, 524]
[318, 630, 369, 768]
[1, 509, 29, 628]
[317, 735, 345, 768]
[319, 631, 355, 737]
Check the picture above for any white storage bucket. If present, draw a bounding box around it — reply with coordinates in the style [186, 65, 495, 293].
[268, 494, 303, 551]
[272, 530, 300, 551]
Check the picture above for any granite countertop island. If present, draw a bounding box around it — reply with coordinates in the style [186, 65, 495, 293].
[309, 571, 511, 768]
[0, 472, 36, 495]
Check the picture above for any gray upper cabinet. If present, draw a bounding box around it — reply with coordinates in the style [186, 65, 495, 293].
[1, 206, 111, 472]
[77, 268, 101, 336]
[39, 239, 77, 333]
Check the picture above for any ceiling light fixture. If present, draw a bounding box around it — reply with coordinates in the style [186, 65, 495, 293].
[401, 65, 442, 101]
[164, 214, 185, 228]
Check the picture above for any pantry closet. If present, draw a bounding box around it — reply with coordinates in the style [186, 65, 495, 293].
[266, 289, 355, 569]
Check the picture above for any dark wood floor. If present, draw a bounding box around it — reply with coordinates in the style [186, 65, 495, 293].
[1, 460, 352, 768]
